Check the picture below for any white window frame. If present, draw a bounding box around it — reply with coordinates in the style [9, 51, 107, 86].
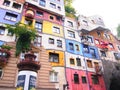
[49, 71, 58, 82]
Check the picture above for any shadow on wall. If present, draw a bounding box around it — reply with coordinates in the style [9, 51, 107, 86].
[110, 65, 120, 90]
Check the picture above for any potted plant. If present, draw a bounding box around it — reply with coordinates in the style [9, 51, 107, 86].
[0, 45, 12, 66]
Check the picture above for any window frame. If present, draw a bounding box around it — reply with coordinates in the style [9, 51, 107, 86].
[49, 53, 59, 63]
[57, 40, 62, 48]
[68, 30, 75, 38]
[74, 73, 79, 84]
[48, 38, 54, 44]
[4, 12, 17, 22]
[49, 71, 58, 82]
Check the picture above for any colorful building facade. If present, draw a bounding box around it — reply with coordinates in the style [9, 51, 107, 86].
[0, 0, 120, 90]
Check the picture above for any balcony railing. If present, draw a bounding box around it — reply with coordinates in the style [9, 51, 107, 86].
[17, 53, 41, 72]
[25, 9, 35, 19]
[100, 42, 108, 51]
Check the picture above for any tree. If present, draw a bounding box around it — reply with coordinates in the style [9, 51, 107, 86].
[64, 0, 76, 18]
[7, 23, 36, 56]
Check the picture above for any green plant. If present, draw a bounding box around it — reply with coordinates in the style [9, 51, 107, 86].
[7, 23, 36, 56]
[1, 45, 12, 51]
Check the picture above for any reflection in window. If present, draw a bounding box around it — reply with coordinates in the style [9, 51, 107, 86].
[39, 0, 46, 6]
[49, 53, 59, 62]
[69, 43, 74, 50]
[74, 74, 79, 84]
[4, 12, 17, 22]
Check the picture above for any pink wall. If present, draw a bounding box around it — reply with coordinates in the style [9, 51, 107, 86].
[66, 68, 106, 90]
[22, 4, 63, 25]
[88, 72, 106, 90]
[66, 68, 89, 90]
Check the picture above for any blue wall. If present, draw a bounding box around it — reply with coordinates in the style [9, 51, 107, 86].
[0, 8, 21, 25]
[81, 44, 100, 60]
[66, 39, 83, 55]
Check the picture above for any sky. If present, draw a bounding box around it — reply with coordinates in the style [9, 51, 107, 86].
[72, 0, 120, 35]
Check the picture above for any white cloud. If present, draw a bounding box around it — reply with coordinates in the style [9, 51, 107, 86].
[72, 0, 120, 35]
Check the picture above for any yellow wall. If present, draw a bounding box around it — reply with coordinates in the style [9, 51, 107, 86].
[21, 16, 35, 28]
[47, 50, 64, 67]
[42, 21, 64, 37]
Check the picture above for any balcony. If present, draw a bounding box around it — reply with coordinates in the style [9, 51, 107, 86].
[81, 35, 92, 45]
[25, 9, 35, 19]
[17, 53, 41, 72]
[0, 49, 11, 67]
[100, 42, 108, 51]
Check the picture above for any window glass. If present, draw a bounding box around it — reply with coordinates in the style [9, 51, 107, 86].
[49, 38, 54, 44]
[74, 74, 79, 84]
[57, 40, 62, 48]
[49, 53, 59, 62]
[4, 12, 17, 22]
[69, 43, 74, 50]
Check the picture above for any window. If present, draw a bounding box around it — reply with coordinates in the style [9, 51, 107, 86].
[100, 50, 106, 57]
[90, 48, 96, 57]
[58, 6, 61, 11]
[118, 46, 120, 51]
[88, 37, 93, 43]
[87, 60, 93, 68]
[39, 0, 46, 6]
[82, 20, 88, 26]
[36, 11, 43, 16]
[53, 27, 60, 34]
[34, 53, 39, 61]
[75, 44, 79, 51]
[50, 16, 54, 20]
[3, 0, 10, 6]
[0, 68, 3, 78]
[69, 43, 74, 50]
[0, 26, 5, 35]
[103, 33, 107, 39]
[49, 71, 58, 82]
[68, 30, 75, 38]
[91, 75, 99, 84]
[97, 31, 101, 37]
[49, 53, 59, 62]
[20, 52, 25, 60]
[24, 19, 32, 25]
[83, 45, 89, 53]
[34, 36, 42, 47]
[67, 21, 73, 27]
[56, 16, 61, 21]
[4, 12, 17, 22]
[109, 43, 114, 49]
[70, 58, 75, 65]
[76, 58, 81, 66]
[35, 22, 42, 32]
[12, 3, 21, 10]
[74, 74, 79, 84]
[82, 76, 87, 83]
[107, 35, 111, 40]
[49, 38, 54, 44]
[94, 62, 99, 67]
[114, 53, 120, 60]
[95, 39, 99, 45]
[50, 3, 56, 9]
[57, 40, 62, 48]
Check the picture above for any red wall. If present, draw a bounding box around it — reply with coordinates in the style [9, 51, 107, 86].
[23, 5, 63, 25]
[88, 72, 106, 90]
[66, 68, 106, 90]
